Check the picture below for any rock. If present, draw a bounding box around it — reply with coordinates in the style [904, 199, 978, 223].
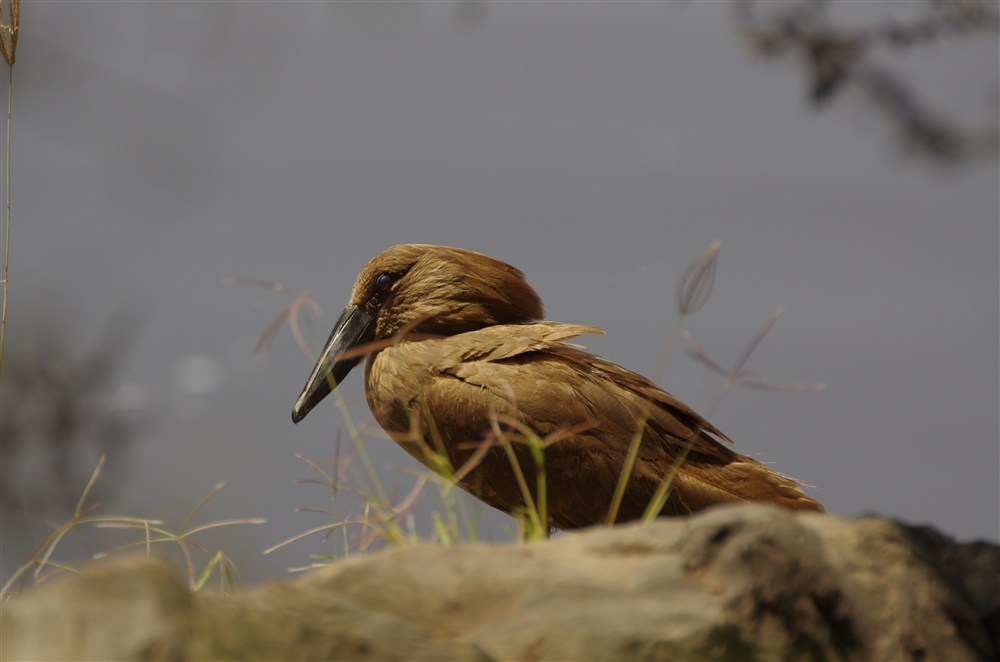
[2, 504, 997, 661]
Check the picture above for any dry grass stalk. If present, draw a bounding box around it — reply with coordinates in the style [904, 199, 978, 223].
[2, 458, 264, 599]
[656, 240, 721, 381]
[677, 240, 721, 316]
[0, 0, 14, 380]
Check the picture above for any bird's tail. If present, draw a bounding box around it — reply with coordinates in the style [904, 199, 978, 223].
[670, 461, 826, 513]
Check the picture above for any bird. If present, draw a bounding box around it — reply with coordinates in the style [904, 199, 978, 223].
[292, 244, 824, 530]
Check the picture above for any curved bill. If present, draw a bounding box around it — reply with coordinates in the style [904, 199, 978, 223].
[291, 305, 377, 424]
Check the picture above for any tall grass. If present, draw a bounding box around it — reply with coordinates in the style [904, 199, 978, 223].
[1, 456, 266, 600]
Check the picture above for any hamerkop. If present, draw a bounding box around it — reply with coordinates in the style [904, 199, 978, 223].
[292, 244, 824, 529]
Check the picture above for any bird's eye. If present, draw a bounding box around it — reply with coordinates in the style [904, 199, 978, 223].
[375, 273, 394, 293]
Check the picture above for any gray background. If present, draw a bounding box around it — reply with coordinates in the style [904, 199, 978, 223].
[3, 2, 997, 583]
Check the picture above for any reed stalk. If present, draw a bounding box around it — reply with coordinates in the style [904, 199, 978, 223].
[0, 0, 15, 379]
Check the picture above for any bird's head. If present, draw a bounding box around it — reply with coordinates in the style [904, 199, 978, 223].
[291, 244, 543, 423]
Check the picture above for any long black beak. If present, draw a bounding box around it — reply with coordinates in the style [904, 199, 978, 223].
[291, 305, 377, 424]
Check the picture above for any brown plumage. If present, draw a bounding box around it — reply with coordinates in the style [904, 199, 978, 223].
[292, 244, 824, 530]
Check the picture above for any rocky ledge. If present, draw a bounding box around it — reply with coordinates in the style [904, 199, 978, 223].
[3, 503, 997, 661]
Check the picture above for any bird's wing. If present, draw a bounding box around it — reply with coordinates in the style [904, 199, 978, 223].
[450, 322, 606, 363]
[439, 324, 734, 462]
[420, 323, 822, 518]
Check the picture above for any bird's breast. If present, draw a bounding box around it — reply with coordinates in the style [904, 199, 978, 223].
[364, 340, 448, 434]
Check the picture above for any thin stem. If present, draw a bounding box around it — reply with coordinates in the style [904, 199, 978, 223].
[654, 315, 684, 383]
[641, 438, 695, 523]
[705, 374, 737, 419]
[0, 67, 10, 378]
[605, 415, 647, 526]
